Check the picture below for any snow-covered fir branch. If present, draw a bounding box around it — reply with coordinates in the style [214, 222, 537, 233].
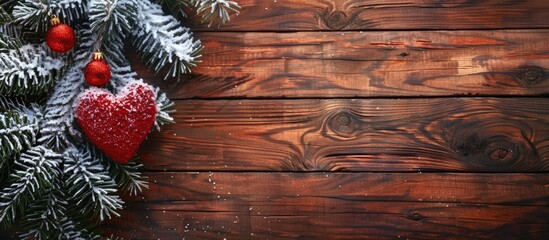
[194, 0, 240, 26]
[154, 87, 175, 130]
[12, 0, 86, 31]
[0, 146, 62, 228]
[17, 182, 73, 240]
[154, 0, 191, 20]
[12, 0, 48, 32]
[64, 144, 124, 221]
[156, 0, 240, 25]
[0, 109, 40, 162]
[86, 141, 148, 196]
[0, 96, 26, 111]
[0, 43, 64, 96]
[0, 30, 23, 49]
[0, 7, 13, 23]
[49, 0, 87, 25]
[0, 24, 20, 40]
[88, 0, 136, 47]
[133, 0, 202, 80]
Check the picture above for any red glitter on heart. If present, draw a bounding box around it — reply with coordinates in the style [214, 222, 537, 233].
[76, 83, 157, 164]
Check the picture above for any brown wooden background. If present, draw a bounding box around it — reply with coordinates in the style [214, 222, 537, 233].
[106, 1, 549, 239]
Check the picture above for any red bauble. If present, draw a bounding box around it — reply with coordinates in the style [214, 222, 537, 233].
[76, 83, 157, 164]
[46, 22, 76, 53]
[84, 54, 111, 87]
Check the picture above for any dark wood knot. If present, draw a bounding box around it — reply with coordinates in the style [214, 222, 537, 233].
[513, 66, 547, 85]
[453, 134, 520, 168]
[324, 111, 362, 139]
[448, 120, 540, 171]
[487, 143, 513, 163]
[336, 114, 351, 126]
[325, 11, 349, 30]
[404, 211, 425, 221]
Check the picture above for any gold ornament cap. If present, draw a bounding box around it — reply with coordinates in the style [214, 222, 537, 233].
[92, 51, 104, 60]
[50, 15, 61, 25]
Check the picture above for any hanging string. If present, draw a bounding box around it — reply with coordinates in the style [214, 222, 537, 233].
[93, 2, 111, 53]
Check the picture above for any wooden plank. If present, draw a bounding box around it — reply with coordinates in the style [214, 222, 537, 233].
[136, 30, 549, 98]
[184, 0, 549, 31]
[103, 172, 549, 239]
[139, 98, 549, 172]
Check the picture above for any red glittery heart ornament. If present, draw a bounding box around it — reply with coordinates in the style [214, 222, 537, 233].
[76, 83, 157, 164]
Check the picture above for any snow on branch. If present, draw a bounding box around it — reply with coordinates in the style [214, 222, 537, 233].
[86, 141, 148, 196]
[64, 144, 124, 222]
[88, 0, 136, 45]
[0, 146, 62, 228]
[12, 0, 86, 31]
[133, 0, 202, 81]
[193, 0, 240, 26]
[49, 0, 87, 24]
[0, 43, 64, 97]
[0, 110, 40, 161]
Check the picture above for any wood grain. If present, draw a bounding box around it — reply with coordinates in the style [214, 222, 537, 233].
[139, 98, 549, 172]
[104, 172, 549, 239]
[109, 1, 549, 238]
[136, 30, 549, 98]
[183, 0, 549, 31]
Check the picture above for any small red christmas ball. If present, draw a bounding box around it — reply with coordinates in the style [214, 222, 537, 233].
[46, 16, 76, 53]
[84, 52, 111, 87]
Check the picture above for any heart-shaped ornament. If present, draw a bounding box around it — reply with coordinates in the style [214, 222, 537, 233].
[76, 82, 157, 164]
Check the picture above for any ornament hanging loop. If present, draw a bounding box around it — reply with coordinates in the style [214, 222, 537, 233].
[50, 14, 61, 25]
[92, 51, 104, 60]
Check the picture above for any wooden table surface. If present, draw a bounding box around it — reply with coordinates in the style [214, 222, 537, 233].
[106, 1, 549, 239]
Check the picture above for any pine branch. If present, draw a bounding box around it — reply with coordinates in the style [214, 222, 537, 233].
[0, 154, 13, 184]
[0, 96, 26, 111]
[155, 0, 240, 25]
[0, 111, 40, 162]
[108, 61, 138, 91]
[0, 27, 23, 49]
[49, 0, 87, 25]
[64, 145, 124, 222]
[193, 0, 240, 26]
[108, 159, 148, 196]
[39, 24, 94, 151]
[12, 0, 86, 32]
[95, 6, 130, 72]
[57, 217, 99, 240]
[0, 7, 12, 24]
[154, 87, 175, 130]
[18, 182, 67, 240]
[0, 0, 20, 13]
[62, 207, 102, 240]
[12, 0, 48, 32]
[0, 43, 64, 97]
[18, 179, 100, 240]
[133, 0, 202, 81]
[155, 0, 192, 20]
[0, 23, 21, 39]
[88, 0, 136, 46]
[86, 141, 148, 196]
[0, 146, 62, 228]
